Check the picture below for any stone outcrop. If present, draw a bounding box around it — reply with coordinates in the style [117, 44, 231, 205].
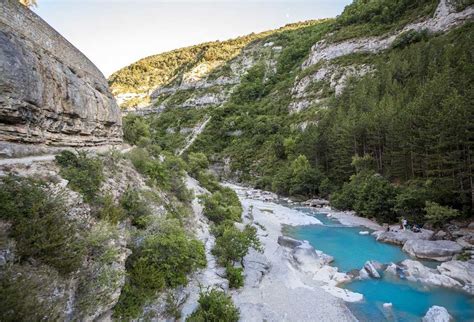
[422, 306, 453, 322]
[437, 260, 474, 294]
[302, 0, 474, 68]
[373, 228, 433, 246]
[0, 0, 121, 155]
[385, 260, 461, 289]
[403, 240, 463, 261]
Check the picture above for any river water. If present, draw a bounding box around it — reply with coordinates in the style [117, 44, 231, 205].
[285, 208, 474, 321]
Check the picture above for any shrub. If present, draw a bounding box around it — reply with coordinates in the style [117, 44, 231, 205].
[187, 289, 239, 322]
[201, 188, 243, 224]
[0, 266, 61, 321]
[0, 176, 85, 275]
[196, 170, 222, 193]
[97, 194, 125, 225]
[226, 265, 244, 289]
[123, 114, 151, 145]
[187, 152, 210, 177]
[127, 147, 150, 174]
[424, 201, 460, 228]
[212, 224, 262, 265]
[56, 150, 104, 202]
[392, 29, 429, 49]
[120, 188, 151, 228]
[113, 221, 206, 318]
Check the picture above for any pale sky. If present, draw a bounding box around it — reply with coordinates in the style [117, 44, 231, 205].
[33, 0, 351, 77]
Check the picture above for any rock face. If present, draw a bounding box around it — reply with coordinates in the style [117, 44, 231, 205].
[373, 229, 433, 246]
[302, 0, 474, 68]
[0, 0, 121, 155]
[437, 260, 474, 294]
[386, 260, 461, 289]
[403, 240, 463, 261]
[422, 306, 453, 322]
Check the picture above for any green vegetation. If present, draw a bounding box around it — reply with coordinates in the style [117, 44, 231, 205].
[113, 220, 206, 319]
[212, 223, 262, 266]
[225, 265, 244, 289]
[187, 289, 240, 322]
[453, 0, 474, 11]
[123, 114, 151, 145]
[332, 0, 438, 41]
[56, 150, 104, 202]
[424, 201, 461, 227]
[186, 152, 210, 177]
[120, 188, 152, 228]
[0, 176, 85, 275]
[188, 21, 474, 225]
[96, 194, 125, 225]
[127, 147, 191, 202]
[109, 20, 329, 106]
[200, 188, 243, 224]
[0, 266, 62, 322]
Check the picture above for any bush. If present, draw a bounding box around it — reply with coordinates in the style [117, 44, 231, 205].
[392, 29, 429, 49]
[113, 221, 206, 318]
[187, 289, 239, 322]
[120, 188, 151, 228]
[123, 114, 151, 145]
[212, 224, 262, 265]
[196, 170, 222, 193]
[201, 188, 243, 224]
[424, 201, 460, 228]
[187, 152, 209, 177]
[0, 176, 85, 275]
[0, 266, 62, 321]
[337, 0, 437, 26]
[226, 265, 244, 289]
[56, 150, 104, 202]
[97, 194, 125, 225]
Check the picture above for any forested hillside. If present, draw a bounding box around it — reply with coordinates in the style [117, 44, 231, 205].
[112, 0, 474, 227]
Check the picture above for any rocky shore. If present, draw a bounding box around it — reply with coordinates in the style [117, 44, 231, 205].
[224, 184, 359, 321]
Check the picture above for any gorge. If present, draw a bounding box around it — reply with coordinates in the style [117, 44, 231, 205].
[1, 0, 473, 320]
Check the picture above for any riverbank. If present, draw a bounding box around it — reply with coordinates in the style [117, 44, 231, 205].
[226, 184, 360, 321]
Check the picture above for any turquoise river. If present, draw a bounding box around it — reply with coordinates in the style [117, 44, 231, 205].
[286, 208, 474, 321]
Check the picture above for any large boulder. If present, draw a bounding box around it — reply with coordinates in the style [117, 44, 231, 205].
[385, 260, 461, 289]
[403, 240, 462, 261]
[422, 306, 453, 322]
[373, 229, 433, 246]
[0, 0, 121, 157]
[438, 260, 474, 295]
[291, 241, 333, 274]
[361, 260, 382, 279]
[278, 236, 303, 249]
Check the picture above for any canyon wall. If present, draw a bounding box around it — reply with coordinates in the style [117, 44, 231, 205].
[0, 0, 122, 157]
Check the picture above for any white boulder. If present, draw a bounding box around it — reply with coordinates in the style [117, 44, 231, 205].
[403, 239, 462, 261]
[422, 306, 453, 322]
[373, 229, 433, 246]
[438, 260, 474, 294]
[387, 260, 461, 289]
[366, 260, 383, 278]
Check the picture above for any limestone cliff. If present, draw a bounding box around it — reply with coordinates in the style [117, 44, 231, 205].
[0, 0, 122, 156]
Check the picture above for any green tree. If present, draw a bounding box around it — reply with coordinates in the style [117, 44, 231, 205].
[123, 114, 151, 145]
[424, 201, 461, 227]
[212, 224, 262, 265]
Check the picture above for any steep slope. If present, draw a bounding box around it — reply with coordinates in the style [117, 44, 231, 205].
[0, 0, 122, 157]
[111, 0, 474, 224]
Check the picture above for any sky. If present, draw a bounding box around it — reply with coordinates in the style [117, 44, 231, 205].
[33, 0, 351, 77]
